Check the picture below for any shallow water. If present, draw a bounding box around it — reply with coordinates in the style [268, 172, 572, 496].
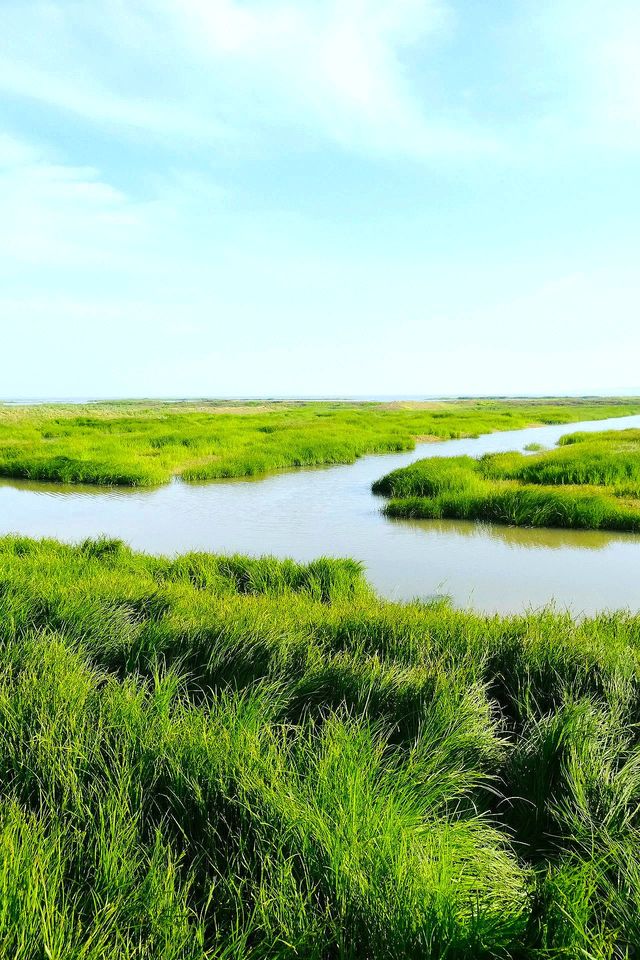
[2, 414, 640, 614]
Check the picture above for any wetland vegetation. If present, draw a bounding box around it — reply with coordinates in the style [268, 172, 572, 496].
[375, 427, 640, 532]
[1, 397, 639, 486]
[2, 535, 640, 956]
[3, 399, 640, 957]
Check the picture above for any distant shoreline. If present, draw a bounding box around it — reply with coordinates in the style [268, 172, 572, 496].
[3, 393, 640, 406]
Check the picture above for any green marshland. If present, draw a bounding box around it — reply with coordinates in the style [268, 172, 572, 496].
[375, 428, 640, 532]
[2, 399, 640, 957]
[1, 397, 639, 486]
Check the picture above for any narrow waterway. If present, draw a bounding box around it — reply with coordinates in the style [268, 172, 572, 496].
[2, 413, 640, 613]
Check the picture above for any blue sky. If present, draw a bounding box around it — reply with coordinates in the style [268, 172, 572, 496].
[1, 0, 639, 398]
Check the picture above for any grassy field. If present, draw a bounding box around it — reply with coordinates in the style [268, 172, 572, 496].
[2, 534, 640, 957]
[375, 428, 640, 532]
[0, 398, 639, 486]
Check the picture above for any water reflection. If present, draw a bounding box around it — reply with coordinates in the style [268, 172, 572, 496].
[0, 476, 146, 498]
[395, 517, 633, 551]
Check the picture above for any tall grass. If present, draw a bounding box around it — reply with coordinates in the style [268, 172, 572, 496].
[376, 428, 640, 532]
[1, 397, 638, 486]
[1, 536, 640, 954]
[384, 486, 640, 531]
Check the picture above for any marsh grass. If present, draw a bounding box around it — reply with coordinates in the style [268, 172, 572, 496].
[376, 428, 640, 532]
[1, 398, 639, 486]
[1, 536, 640, 954]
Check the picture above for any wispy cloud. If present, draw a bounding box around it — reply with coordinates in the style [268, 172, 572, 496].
[0, 0, 501, 157]
[565, 0, 640, 148]
[3, 1, 640, 163]
[511, 0, 640, 153]
[1, 1, 639, 397]
[0, 135, 143, 269]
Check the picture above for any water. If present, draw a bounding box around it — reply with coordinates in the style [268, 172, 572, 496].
[2, 414, 640, 614]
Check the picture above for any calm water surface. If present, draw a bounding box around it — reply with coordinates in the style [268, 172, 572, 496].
[2, 414, 640, 614]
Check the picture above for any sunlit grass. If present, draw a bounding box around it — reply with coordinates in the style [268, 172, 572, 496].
[1, 535, 640, 954]
[375, 428, 640, 532]
[1, 397, 638, 486]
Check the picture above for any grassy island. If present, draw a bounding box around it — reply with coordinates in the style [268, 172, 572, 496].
[375, 428, 640, 532]
[1, 535, 640, 957]
[0, 397, 638, 486]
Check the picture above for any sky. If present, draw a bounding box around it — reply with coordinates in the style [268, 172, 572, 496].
[1, 0, 639, 398]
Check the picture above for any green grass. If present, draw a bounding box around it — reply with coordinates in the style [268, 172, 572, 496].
[0, 397, 638, 486]
[2, 535, 640, 955]
[375, 428, 640, 532]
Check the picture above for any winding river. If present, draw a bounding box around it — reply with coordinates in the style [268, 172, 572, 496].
[2, 413, 640, 614]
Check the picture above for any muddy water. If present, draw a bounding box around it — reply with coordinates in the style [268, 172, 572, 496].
[1, 414, 640, 614]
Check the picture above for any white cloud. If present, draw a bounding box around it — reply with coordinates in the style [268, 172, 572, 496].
[0, 136, 142, 268]
[576, 1, 640, 145]
[0, 0, 499, 157]
[515, 0, 640, 152]
[174, 0, 449, 143]
[3, 0, 640, 165]
[1, 4, 638, 399]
